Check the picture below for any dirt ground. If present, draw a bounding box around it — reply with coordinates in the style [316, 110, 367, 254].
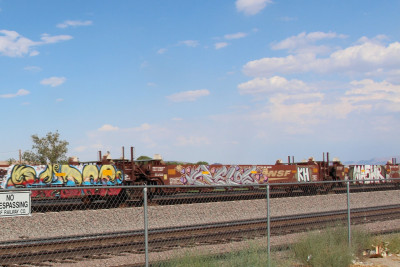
[351, 254, 400, 267]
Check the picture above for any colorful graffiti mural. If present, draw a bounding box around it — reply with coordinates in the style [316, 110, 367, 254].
[166, 164, 320, 186]
[0, 164, 124, 189]
[174, 165, 268, 185]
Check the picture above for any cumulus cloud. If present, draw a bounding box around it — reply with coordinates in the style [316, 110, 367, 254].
[344, 79, 400, 112]
[238, 77, 400, 134]
[243, 53, 316, 77]
[255, 100, 364, 129]
[0, 89, 30, 98]
[0, 30, 37, 57]
[0, 30, 72, 57]
[167, 89, 210, 102]
[236, 0, 273, 15]
[98, 124, 119, 131]
[40, 77, 66, 87]
[215, 42, 228, 49]
[271, 31, 347, 53]
[57, 20, 93, 28]
[243, 37, 400, 77]
[238, 76, 310, 95]
[238, 33, 400, 134]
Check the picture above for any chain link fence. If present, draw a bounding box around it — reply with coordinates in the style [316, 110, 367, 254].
[0, 179, 399, 266]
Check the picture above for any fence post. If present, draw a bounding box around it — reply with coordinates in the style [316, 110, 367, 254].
[346, 180, 351, 247]
[144, 186, 149, 267]
[267, 184, 271, 267]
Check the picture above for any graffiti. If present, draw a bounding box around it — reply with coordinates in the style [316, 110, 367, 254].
[297, 167, 310, 182]
[175, 165, 268, 185]
[1, 164, 124, 189]
[350, 165, 385, 184]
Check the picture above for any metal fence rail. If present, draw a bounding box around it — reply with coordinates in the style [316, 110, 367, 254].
[0, 179, 398, 266]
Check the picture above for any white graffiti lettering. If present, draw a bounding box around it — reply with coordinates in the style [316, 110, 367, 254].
[297, 167, 310, 182]
[352, 165, 385, 184]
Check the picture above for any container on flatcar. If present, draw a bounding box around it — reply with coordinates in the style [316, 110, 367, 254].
[0, 163, 124, 199]
[159, 162, 320, 187]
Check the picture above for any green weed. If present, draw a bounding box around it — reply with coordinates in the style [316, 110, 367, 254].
[292, 226, 371, 267]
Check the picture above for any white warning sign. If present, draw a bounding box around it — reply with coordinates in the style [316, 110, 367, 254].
[0, 191, 31, 217]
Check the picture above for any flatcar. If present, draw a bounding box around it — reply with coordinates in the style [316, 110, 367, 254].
[0, 147, 398, 202]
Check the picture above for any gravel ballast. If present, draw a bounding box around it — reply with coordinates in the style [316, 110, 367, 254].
[0, 190, 399, 266]
[0, 190, 398, 241]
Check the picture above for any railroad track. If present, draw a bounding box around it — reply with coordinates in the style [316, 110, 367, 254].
[151, 184, 399, 204]
[1, 204, 399, 265]
[30, 185, 399, 212]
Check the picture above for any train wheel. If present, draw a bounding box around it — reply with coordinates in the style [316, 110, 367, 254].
[81, 196, 92, 205]
[285, 188, 293, 194]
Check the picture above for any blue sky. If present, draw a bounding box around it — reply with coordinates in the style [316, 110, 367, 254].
[1, 0, 399, 164]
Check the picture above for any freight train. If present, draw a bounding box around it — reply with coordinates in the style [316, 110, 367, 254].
[0, 147, 399, 202]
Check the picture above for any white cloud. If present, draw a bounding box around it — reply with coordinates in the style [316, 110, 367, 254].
[215, 42, 228, 49]
[40, 77, 66, 87]
[236, 0, 273, 15]
[40, 33, 73, 44]
[236, 77, 400, 135]
[98, 124, 119, 131]
[0, 89, 30, 98]
[0, 30, 37, 57]
[57, 20, 93, 29]
[243, 38, 400, 77]
[179, 40, 199, 47]
[224, 32, 247, 40]
[237, 33, 400, 134]
[56, 98, 64, 102]
[247, 94, 367, 133]
[167, 89, 210, 102]
[328, 41, 400, 72]
[243, 53, 315, 77]
[238, 76, 310, 95]
[0, 30, 72, 57]
[344, 79, 400, 112]
[271, 31, 347, 53]
[29, 50, 40, 56]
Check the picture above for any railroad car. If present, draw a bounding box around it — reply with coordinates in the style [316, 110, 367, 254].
[0, 161, 124, 200]
[0, 147, 398, 203]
